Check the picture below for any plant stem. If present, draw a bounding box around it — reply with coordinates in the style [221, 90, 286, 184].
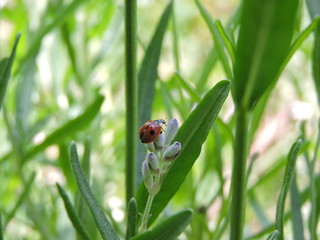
[124, 0, 138, 205]
[309, 119, 320, 240]
[139, 194, 155, 233]
[230, 107, 249, 240]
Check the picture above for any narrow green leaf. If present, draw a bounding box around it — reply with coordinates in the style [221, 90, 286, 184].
[138, 1, 173, 125]
[69, 142, 119, 240]
[280, 17, 320, 80]
[137, 80, 230, 224]
[137, 1, 173, 185]
[195, 47, 218, 92]
[275, 139, 302, 240]
[25, 95, 104, 161]
[312, 23, 320, 104]
[266, 230, 279, 240]
[215, 20, 235, 64]
[56, 183, 91, 240]
[0, 211, 3, 240]
[131, 209, 193, 240]
[195, 0, 233, 80]
[75, 138, 98, 239]
[174, 73, 201, 102]
[246, 172, 320, 240]
[290, 177, 304, 240]
[18, 0, 84, 70]
[4, 173, 35, 228]
[126, 198, 138, 239]
[233, 0, 299, 109]
[0, 32, 21, 112]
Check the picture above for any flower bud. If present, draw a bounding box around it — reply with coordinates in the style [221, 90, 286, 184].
[146, 153, 160, 176]
[154, 133, 165, 151]
[164, 141, 181, 161]
[165, 119, 179, 146]
[142, 160, 153, 189]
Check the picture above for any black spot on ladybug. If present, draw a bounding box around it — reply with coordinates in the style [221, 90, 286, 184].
[150, 130, 155, 135]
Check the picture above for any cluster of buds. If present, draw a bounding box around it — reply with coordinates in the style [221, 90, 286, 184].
[141, 119, 181, 196]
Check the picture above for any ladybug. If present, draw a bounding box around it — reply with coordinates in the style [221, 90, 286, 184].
[139, 119, 166, 143]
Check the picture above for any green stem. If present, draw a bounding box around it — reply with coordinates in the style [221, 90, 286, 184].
[124, 0, 138, 204]
[230, 107, 249, 240]
[309, 119, 320, 240]
[139, 194, 155, 233]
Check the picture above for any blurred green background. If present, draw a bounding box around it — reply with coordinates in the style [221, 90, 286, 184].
[0, 0, 319, 239]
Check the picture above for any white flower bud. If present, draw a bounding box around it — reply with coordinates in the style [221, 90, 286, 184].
[142, 160, 153, 189]
[154, 133, 165, 151]
[165, 119, 179, 146]
[146, 153, 160, 176]
[164, 141, 181, 161]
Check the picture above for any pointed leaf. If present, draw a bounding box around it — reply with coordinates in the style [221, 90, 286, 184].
[136, 80, 230, 224]
[69, 142, 119, 240]
[0, 32, 21, 112]
[132, 209, 192, 240]
[138, 1, 173, 125]
[25, 95, 104, 161]
[126, 198, 138, 239]
[56, 183, 91, 240]
[137, 1, 173, 183]
[275, 139, 302, 240]
[232, 0, 299, 109]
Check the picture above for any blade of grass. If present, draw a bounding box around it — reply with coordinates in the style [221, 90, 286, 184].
[246, 172, 320, 239]
[136, 80, 230, 224]
[174, 73, 201, 102]
[215, 20, 235, 64]
[3, 173, 35, 228]
[195, 0, 233, 80]
[279, 17, 320, 80]
[131, 209, 192, 240]
[136, 2, 173, 187]
[266, 230, 279, 240]
[125, 0, 138, 203]
[126, 198, 138, 239]
[17, 0, 84, 73]
[25, 94, 104, 162]
[290, 176, 304, 240]
[275, 139, 302, 240]
[312, 23, 320, 104]
[232, 0, 299, 109]
[75, 137, 98, 239]
[0, 32, 21, 112]
[172, 1, 180, 72]
[308, 118, 320, 240]
[69, 142, 119, 240]
[56, 183, 91, 240]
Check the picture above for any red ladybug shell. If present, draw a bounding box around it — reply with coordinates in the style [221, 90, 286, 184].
[139, 120, 165, 143]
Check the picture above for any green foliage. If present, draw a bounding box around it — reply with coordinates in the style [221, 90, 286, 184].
[233, 0, 299, 110]
[1, 0, 320, 239]
[69, 142, 119, 240]
[0, 33, 20, 112]
[136, 80, 230, 224]
[126, 198, 138, 239]
[56, 183, 91, 240]
[275, 139, 302, 240]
